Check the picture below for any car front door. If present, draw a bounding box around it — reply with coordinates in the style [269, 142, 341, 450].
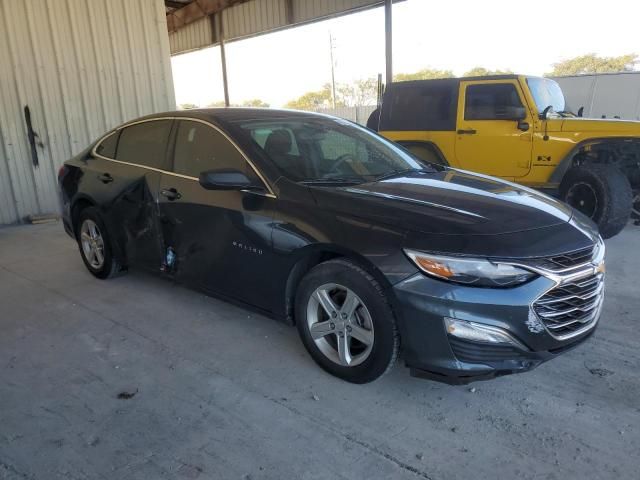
[455, 80, 533, 178]
[158, 119, 277, 311]
[91, 119, 172, 271]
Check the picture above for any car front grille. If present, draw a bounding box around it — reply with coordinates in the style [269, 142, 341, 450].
[533, 273, 604, 338]
[530, 246, 595, 271]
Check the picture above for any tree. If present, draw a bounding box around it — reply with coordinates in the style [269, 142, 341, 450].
[179, 103, 199, 110]
[463, 67, 513, 77]
[336, 78, 378, 107]
[393, 68, 454, 82]
[547, 53, 638, 76]
[284, 84, 336, 110]
[207, 100, 228, 107]
[242, 99, 270, 108]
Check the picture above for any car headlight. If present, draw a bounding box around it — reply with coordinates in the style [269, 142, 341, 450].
[404, 249, 536, 288]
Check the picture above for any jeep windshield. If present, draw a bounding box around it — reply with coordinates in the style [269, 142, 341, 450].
[236, 117, 428, 184]
[526, 77, 568, 115]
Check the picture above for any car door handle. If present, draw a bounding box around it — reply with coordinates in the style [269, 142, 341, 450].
[98, 173, 113, 184]
[160, 188, 182, 201]
[457, 129, 477, 135]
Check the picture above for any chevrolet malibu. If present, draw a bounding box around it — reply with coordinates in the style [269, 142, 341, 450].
[58, 109, 605, 384]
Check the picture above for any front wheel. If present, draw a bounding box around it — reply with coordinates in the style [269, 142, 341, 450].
[560, 165, 632, 239]
[295, 259, 399, 383]
[632, 191, 640, 222]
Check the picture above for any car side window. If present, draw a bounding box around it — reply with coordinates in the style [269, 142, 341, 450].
[116, 120, 172, 169]
[464, 84, 523, 120]
[173, 120, 248, 177]
[95, 131, 119, 158]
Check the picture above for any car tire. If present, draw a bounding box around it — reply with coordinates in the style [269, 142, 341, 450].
[76, 207, 124, 279]
[295, 259, 399, 383]
[560, 164, 632, 239]
[632, 191, 640, 222]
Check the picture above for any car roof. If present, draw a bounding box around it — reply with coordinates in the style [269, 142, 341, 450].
[388, 74, 530, 89]
[126, 107, 334, 127]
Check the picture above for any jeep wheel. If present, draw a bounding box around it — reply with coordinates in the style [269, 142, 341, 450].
[560, 165, 632, 239]
[632, 192, 640, 222]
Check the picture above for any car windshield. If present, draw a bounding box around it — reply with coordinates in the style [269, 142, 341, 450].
[526, 77, 567, 114]
[235, 116, 427, 184]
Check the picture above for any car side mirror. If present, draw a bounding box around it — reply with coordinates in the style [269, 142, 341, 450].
[199, 168, 258, 191]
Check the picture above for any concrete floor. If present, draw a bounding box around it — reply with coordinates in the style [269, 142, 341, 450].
[0, 222, 638, 480]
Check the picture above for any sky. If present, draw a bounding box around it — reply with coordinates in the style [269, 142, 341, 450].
[170, 0, 640, 108]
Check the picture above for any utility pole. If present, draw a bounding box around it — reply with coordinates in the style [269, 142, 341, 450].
[329, 32, 337, 109]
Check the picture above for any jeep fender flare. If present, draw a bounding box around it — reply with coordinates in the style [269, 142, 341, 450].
[550, 136, 640, 184]
[394, 140, 450, 166]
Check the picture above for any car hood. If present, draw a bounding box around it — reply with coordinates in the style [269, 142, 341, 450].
[560, 117, 640, 133]
[309, 169, 573, 235]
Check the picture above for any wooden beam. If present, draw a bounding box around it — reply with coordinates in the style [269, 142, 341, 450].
[166, 0, 247, 33]
[164, 1, 187, 9]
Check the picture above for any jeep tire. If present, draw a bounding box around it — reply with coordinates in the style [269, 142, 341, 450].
[560, 164, 632, 239]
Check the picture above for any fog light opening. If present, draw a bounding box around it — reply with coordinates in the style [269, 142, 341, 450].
[444, 317, 528, 350]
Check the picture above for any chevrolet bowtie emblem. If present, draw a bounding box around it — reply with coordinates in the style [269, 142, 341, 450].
[594, 261, 606, 275]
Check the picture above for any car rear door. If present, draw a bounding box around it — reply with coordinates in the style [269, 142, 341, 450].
[455, 80, 533, 178]
[89, 119, 171, 271]
[158, 119, 278, 311]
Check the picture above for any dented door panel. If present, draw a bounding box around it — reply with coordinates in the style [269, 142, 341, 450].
[73, 157, 163, 270]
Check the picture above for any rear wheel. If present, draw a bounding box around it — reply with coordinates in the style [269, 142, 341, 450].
[295, 259, 399, 383]
[560, 165, 632, 238]
[76, 207, 124, 279]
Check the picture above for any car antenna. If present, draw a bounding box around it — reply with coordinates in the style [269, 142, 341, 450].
[577, 106, 584, 117]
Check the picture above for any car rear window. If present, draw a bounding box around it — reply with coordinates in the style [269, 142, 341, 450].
[95, 131, 119, 159]
[116, 119, 172, 169]
[379, 80, 458, 131]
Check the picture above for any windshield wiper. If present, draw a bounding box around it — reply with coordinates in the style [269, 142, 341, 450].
[374, 168, 432, 181]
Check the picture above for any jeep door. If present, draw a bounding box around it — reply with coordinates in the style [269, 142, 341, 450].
[455, 80, 533, 178]
[157, 119, 277, 311]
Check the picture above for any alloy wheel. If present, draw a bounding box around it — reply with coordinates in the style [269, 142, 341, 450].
[306, 283, 374, 367]
[80, 219, 105, 269]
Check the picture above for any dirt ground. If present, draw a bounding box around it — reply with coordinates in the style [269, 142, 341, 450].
[1, 222, 638, 480]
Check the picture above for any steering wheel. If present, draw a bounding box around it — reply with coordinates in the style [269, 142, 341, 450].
[326, 153, 355, 176]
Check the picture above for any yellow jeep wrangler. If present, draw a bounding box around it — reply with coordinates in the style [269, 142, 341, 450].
[369, 75, 640, 238]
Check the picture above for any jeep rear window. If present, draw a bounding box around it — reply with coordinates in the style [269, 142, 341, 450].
[379, 81, 458, 131]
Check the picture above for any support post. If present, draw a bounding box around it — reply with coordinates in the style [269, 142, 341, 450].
[217, 12, 230, 107]
[329, 33, 337, 109]
[384, 0, 392, 86]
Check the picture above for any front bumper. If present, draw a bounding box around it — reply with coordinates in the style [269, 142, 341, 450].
[392, 272, 600, 384]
